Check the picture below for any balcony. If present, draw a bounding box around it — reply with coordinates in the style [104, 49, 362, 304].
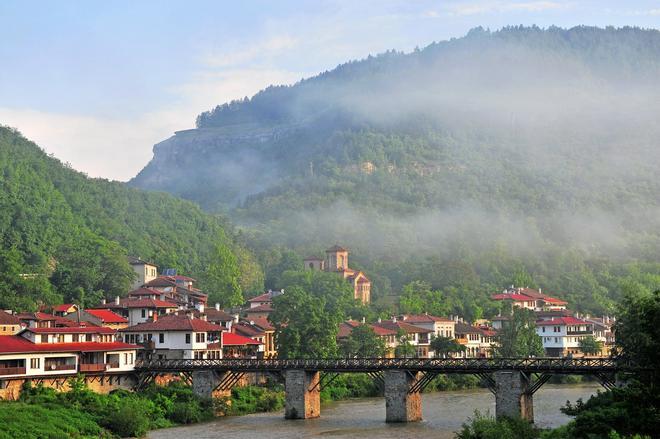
[0, 367, 26, 376]
[45, 363, 76, 371]
[567, 330, 594, 335]
[79, 363, 107, 372]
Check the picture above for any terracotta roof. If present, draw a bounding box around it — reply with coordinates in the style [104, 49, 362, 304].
[204, 309, 234, 322]
[0, 311, 21, 325]
[536, 317, 590, 326]
[128, 288, 163, 297]
[234, 323, 264, 337]
[53, 304, 76, 312]
[0, 336, 139, 354]
[172, 275, 196, 282]
[454, 321, 483, 334]
[491, 293, 531, 301]
[247, 292, 272, 303]
[15, 312, 57, 321]
[542, 297, 568, 305]
[326, 245, 348, 252]
[245, 304, 273, 313]
[221, 332, 262, 346]
[144, 277, 177, 287]
[85, 309, 128, 324]
[120, 314, 223, 332]
[22, 326, 115, 334]
[401, 314, 454, 324]
[373, 321, 432, 334]
[303, 256, 324, 261]
[246, 317, 274, 331]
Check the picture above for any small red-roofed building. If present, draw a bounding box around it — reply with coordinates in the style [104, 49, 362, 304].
[119, 314, 223, 360]
[536, 316, 596, 357]
[212, 332, 261, 359]
[0, 311, 22, 335]
[69, 309, 129, 330]
[128, 256, 158, 290]
[89, 297, 178, 326]
[492, 286, 568, 312]
[233, 318, 276, 358]
[15, 312, 58, 329]
[244, 303, 274, 320]
[0, 323, 140, 380]
[337, 320, 398, 357]
[373, 318, 433, 358]
[51, 304, 77, 317]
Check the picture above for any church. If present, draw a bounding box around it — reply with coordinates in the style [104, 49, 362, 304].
[304, 245, 371, 304]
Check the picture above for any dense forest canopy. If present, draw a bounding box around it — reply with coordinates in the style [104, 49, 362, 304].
[129, 26, 660, 317]
[0, 126, 263, 311]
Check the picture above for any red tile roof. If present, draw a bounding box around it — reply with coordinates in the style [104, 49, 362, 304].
[144, 277, 177, 287]
[128, 287, 162, 296]
[245, 304, 273, 313]
[246, 317, 274, 331]
[234, 323, 264, 337]
[120, 314, 223, 332]
[542, 297, 568, 305]
[85, 309, 128, 324]
[53, 304, 76, 312]
[15, 312, 57, 321]
[491, 293, 532, 301]
[23, 326, 116, 334]
[373, 321, 432, 334]
[247, 292, 272, 303]
[90, 298, 178, 310]
[221, 332, 262, 346]
[0, 336, 140, 354]
[0, 311, 21, 325]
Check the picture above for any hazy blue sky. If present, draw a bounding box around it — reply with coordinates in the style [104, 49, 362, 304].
[1, 0, 659, 180]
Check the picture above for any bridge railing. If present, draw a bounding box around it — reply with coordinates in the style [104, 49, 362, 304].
[135, 357, 632, 373]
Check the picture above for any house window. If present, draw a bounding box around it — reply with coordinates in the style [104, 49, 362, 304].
[57, 334, 64, 343]
[185, 334, 191, 344]
[72, 334, 79, 342]
[195, 333, 206, 343]
[159, 333, 165, 343]
[40, 335, 48, 343]
[86, 334, 92, 342]
[30, 358, 40, 369]
[141, 309, 146, 318]
[542, 327, 546, 333]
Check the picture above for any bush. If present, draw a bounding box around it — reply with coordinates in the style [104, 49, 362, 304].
[456, 411, 539, 439]
[0, 402, 107, 439]
[228, 386, 285, 415]
[103, 398, 151, 438]
[170, 401, 205, 424]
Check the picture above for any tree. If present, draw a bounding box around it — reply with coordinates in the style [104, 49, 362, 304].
[492, 307, 544, 357]
[399, 281, 449, 317]
[431, 335, 466, 358]
[394, 330, 417, 358]
[578, 335, 603, 356]
[203, 242, 243, 308]
[270, 286, 341, 359]
[340, 324, 386, 358]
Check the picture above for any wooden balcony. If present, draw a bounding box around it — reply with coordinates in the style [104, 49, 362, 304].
[0, 367, 26, 376]
[79, 363, 107, 372]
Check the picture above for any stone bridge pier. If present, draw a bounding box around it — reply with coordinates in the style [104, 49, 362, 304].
[494, 370, 533, 421]
[384, 370, 423, 422]
[284, 370, 321, 419]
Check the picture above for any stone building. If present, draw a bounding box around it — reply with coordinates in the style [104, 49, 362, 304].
[304, 245, 372, 304]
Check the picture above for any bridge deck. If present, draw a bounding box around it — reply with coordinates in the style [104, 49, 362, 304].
[136, 357, 632, 374]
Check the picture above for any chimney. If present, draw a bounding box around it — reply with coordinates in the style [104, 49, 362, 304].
[152, 313, 158, 322]
[402, 315, 407, 321]
[115, 296, 120, 305]
[215, 303, 220, 311]
[200, 314, 207, 321]
[361, 317, 366, 324]
[378, 317, 382, 323]
[392, 316, 396, 323]
[101, 298, 106, 305]
[233, 314, 240, 323]
[197, 303, 205, 314]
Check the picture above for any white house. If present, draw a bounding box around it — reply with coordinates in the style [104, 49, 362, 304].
[536, 317, 595, 357]
[119, 313, 223, 360]
[0, 327, 140, 379]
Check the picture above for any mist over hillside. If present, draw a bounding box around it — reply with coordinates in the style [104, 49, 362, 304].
[131, 26, 660, 315]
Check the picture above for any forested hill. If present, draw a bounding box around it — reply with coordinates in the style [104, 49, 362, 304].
[0, 126, 263, 311]
[130, 26, 660, 316]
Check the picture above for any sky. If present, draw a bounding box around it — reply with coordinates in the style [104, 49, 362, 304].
[1, 0, 659, 181]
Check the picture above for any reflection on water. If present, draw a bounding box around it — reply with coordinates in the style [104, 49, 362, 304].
[148, 384, 599, 439]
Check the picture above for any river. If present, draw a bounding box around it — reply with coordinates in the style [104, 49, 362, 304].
[148, 384, 599, 439]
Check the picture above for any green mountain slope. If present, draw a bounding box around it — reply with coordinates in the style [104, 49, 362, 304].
[0, 126, 263, 310]
[129, 26, 660, 315]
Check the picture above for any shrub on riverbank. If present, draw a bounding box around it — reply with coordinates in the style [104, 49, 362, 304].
[457, 411, 539, 439]
[225, 385, 285, 415]
[13, 377, 214, 437]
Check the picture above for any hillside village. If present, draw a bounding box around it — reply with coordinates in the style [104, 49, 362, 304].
[0, 245, 615, 385]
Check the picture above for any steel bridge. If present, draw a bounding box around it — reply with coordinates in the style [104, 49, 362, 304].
[134, 357, 639, 423]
